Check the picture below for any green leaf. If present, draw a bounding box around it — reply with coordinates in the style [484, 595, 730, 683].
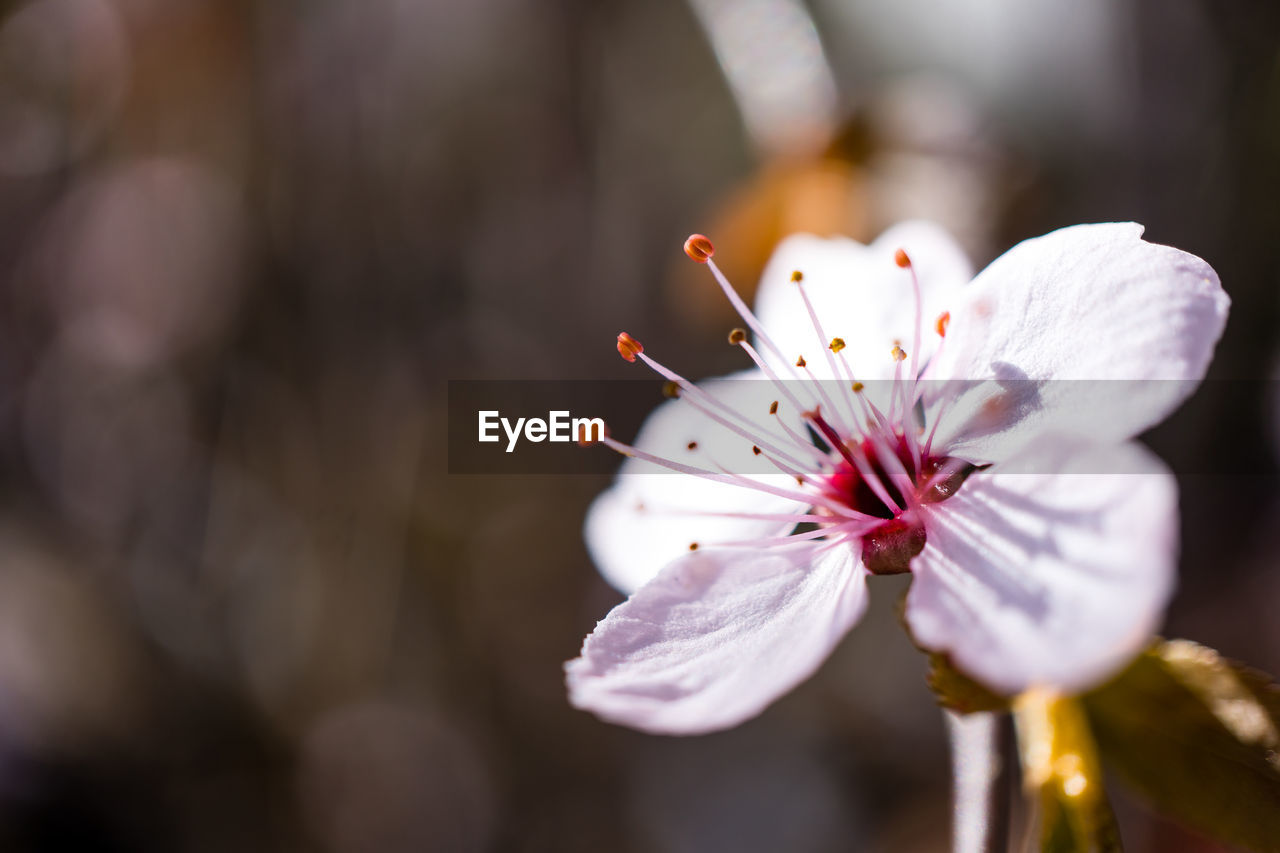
[1082, 640, 1280, 852]
[1016, 690, 1123, 852]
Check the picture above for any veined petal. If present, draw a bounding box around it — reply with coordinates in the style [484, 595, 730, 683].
[567, 542, 868, 735]
[586, 370, 810, 594]
[905, 437, 1177, 695]
[927, 222, 1229, 463]
[754, 221, 973, 383]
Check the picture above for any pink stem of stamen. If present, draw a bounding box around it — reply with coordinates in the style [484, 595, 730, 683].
[771, 411, 832, 466]
[799, 362, 855, 438]
[738, 340, 822, 426]
[794, 280, 861, 429]
[706, 520, 875, 549]
[923, 392, 955, 459]
[889, 357, 905, 427]
[703, 442, 823, 491]
[635, 352, 811, 471]
[705, 259, 796, 377]
[602, 436, 865, 520]
[906, 262, 923, 402]
[854, 385, 893, 440]
[652, 509, 841, 524]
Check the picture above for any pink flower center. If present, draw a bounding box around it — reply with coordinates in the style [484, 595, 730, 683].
[820, 428, 974, 574]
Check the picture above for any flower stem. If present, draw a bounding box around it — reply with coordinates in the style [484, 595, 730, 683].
[946, 709, 1012, 853]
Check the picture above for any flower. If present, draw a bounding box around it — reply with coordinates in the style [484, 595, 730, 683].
[567, 222, 1229, 735]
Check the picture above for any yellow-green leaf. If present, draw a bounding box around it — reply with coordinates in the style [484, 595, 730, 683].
[1082, 640, 1280, 852]
[1015, 689, 1123, 852]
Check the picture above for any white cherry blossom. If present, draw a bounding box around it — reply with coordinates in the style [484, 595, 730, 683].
[567, 222, 1228, 735]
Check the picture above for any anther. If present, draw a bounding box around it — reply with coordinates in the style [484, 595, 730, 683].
[662, 380, 680, 398]
[752, 445, 762, 456]
[796, 355, 807, 368]
[852, 381, 864, 393]
[790, 270, 804, 283]
[684, 234, 715, 263]
[689, 542, 700, 551]
[769, 401, 779, 415]
[617, 331, 644, 363]
[687, 441, 698, 451]
[894, 248, 912, 268]
[728, 327, 747, 345]
[935, 311, 951, 337]
[577, 420, 609, 446]
[829, 337, 846, 353]
[891, 344, 907, 362]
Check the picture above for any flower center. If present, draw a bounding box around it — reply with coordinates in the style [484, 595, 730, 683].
[820, 431, 977, 575]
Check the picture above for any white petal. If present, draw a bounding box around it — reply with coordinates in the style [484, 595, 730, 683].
[928, 222, 1229, 463]
[754, 221, 973, 383]
[586, 370, 810, 594]
[567, 542, 868, 734]
[905, 438, 1177, 695]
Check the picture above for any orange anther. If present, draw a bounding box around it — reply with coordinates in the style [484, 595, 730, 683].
[684, 234, 715, 263]
[576, 421, 609, 446]
[616, 331, 644, 363]
[936, 311, 951, 337]
[894, 248, 912, 268]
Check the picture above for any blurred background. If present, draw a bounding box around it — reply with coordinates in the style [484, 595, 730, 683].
[0, 0, 1275, 850]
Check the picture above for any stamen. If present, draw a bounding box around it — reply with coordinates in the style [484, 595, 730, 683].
[736, 338, 821, 430]
[891, 344, 907, 362]
[899, 253, 926, 422]
[662, 380, 680, 398]
[683, 234, 794, 375]
[617, 331, 644, 362]
[728, 328, 747, 345]
[631, 350, 807, 467]
[795, 356, 807, 368]
[657, 509, 840, 525]
[912, 312, 953, 407]
[792, 275, 861, 429]
[923, 393, 956, 458]
[770, 408, 831, 466]
[684, 234, 715, 263]
[601, 435, 869, 519]
[797, 359, 857, 439]
[704, 522, 871, 550]
[769, 401, 779, 415]
[790, 270, 804, 282]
